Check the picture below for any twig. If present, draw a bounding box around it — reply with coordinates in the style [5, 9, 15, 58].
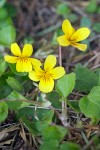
[72, 92, 85, 97]
[0, 98, 45, 107]
[27, 106, 62, 111]
[35, 22, 61, 37]
[81, 131, 89, 144]
[84, 52, 100, 67]
[82, 139, 94, 150]
[82, 133, 100, 150]
[89, 34, 100, 42]
[91, 64, 100, 70]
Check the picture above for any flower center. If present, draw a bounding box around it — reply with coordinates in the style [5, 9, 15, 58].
[19, 57, 28, 62]
[42, 71, 52, 80]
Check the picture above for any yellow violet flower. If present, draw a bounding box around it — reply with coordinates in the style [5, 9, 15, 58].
[29, 55, 65, 93]
[57, 19, 90, 51]
[4, 43, 41, 72]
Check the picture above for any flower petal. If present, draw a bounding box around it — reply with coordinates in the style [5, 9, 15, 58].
[22, 44, 33, 57]
[70, 27, 90, 42]
[39, 77, 54, 93]
[62, 19, 75, 37]
[16, 58, 32, 72]
[11, 43, 21, 56]
[71, 42, 87, 51]
[30, 58, 42, 68]
[44, 55, 56, 71]
[4, 55, 18, 63]
[57, 35, 70, 46]
[29, 71, 41, 81]
[51, 67, 65, 79]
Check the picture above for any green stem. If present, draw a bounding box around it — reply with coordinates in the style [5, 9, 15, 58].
[62, 99, 66, 119]
[59, 45, 62, 66]
[61, 98, 69, 126]
[58, 45, 69, 126]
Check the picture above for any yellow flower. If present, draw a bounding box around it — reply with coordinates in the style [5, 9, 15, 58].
[57, 19, 90, 51]
[29, 55, 65, 93]
[4, 43, 41, 72]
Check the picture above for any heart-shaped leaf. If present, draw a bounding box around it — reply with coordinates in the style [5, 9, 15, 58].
[56, 73, 76, 98]
[75, 64, 99, 92]
[79, 86, 100, 119]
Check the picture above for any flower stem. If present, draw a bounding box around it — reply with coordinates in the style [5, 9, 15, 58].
[58, 45, 69, 127]
[61, 98, 69, 126]
[59, 45, 62, 66]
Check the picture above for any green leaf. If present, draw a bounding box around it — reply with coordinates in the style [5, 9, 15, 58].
[24, 36, 34, 44]
[56, 28, 63, 36]
[17, 108, 54, 122]
[93, 23, 100, 33]
[0, 17, 13, 28]
[97, 7, 100, 14]
[0, 25, 16, 46]
[17, 107, 36, 121]
[67, 100, 81, 113]
[7, 100, 25, 111]
[35, 109, 54, 123]
[6, 76, 24, 92]
[17, 108, 54, 135]
[67, 13, 78, 23]
[0, 59, 7, 77]
[4, 3, 17, 17]
[0, 101, 8, 122]
[96, 69, 100, 86]
[47, 91, 61, 108]
[39, 140, 59, 150]
[20, 116, 38, 135]
[56, 73, 76, 98]
[36, 109, 54, 133]
[79, 86, 100, 119]
[75, 64, 99, 92]
[60, 142, 80, 150]
[0, 8, 8, 20]
[7, 90, 26, 99]
[36, 121, 49, 133]
[93, 136, 100, 148]
[80, 17, 92, 27]
[9, 63, 27, 76]
[56, 3, 70, 16]
[42, 126, 68, 142]
[51, 32, 58, 45]
[0, 76, 12, 99]
[6, 91, 30, 110]
[0, 0, 6, 7]
[85, 0, 97, 13]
